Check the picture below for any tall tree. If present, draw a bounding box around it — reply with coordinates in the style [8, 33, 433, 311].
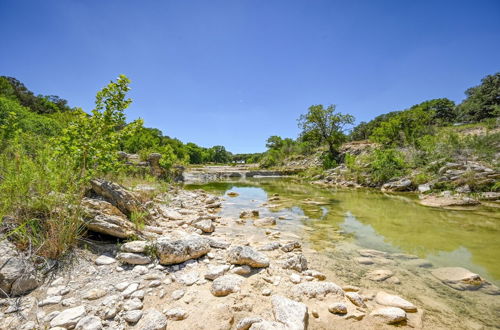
[298, 104, 354, 160]
[457, 72, 500, 122]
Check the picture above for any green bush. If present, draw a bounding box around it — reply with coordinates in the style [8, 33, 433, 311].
[369, 148, 407, 184]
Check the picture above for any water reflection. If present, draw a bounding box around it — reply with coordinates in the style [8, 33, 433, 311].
[186, 178, 500, 285]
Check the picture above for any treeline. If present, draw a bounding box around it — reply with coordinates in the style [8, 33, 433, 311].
[0, 76, 236, 169]
[257, 72, 500, 169]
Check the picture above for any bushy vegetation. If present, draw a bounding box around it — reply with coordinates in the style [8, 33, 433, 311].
[0, 75, 238, 259]
[257, 72, 499, 189]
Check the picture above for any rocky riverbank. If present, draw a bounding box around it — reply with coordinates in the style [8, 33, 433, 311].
[0, 180, 498, 329]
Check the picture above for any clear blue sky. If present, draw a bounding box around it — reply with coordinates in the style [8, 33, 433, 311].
[1, 1, 499, 153]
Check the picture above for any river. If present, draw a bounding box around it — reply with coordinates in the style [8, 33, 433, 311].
[186, 177, 500, 329]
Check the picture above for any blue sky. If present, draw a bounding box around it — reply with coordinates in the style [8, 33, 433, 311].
[1, 1, 499, 153]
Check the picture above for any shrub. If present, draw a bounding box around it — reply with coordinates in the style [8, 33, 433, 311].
[369, 148, 407, 184]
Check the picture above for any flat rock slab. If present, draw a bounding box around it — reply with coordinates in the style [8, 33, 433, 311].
[50, 305, 86, 328]
[375, 291, 417, 312]
[431, 267, 484, 291]
[370, 307, 407, 324]
[366, 269, 394, 282]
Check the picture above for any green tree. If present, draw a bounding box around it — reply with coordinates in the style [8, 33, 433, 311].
[370, 107, 433, 147]
[414, 98, 456, 125]
[209, 145, 231, 163]
[456, 72, 500, 122]
[186, 142, 204, 164]
[298, 104, 354, 160]
[54, 75, 142, 179]
[266, 136, 284, 150]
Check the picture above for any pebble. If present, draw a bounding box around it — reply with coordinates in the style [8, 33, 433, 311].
[171, 289, 185, 300]
[290, 274, 301, 284]
[95, 255, 116, 266]
[39, 295, 62, 306]
[328, 302, 347, 314]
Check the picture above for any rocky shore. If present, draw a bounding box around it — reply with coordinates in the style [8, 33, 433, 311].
[0, 180, 498, 329]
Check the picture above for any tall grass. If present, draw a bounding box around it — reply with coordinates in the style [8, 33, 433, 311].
[0, 136, 85, 259]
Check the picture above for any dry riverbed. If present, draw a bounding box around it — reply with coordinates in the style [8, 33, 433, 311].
[0, 182, 498, 329]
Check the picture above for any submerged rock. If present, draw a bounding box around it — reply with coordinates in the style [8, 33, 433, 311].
[253, 217, 276, 227]
[431, 267, 486, 291]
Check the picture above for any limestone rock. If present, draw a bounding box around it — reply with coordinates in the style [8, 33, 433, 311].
[370, 307, 407, 324]
[211, 274, 244, 296]
[236, 317, 263, 330]
[291, 282, 344, 300]
[135, 308, 167, 330]
[75, 316, 102, 330]
[50, 305, 86, 328]
[83, 288, 107, 300]
[279, 254, 308, 272]
[253, 217, 276, 227]
[116, 252, 151, 265]
[95, 255, 116, 265]
[193, 219, 215, 233]
[227, 246, 270, 268]
[258, 242, 281, 251]
[156, 236, 210, 265]
[124, 310, 143, 323]
[165, 308, 188, 320]
[174, 271, 199, 286]
[232, 265, 252, 275]
[123, 298, 143, 311]
[328, 302, 347, 314]
[358, 249, 388, 258]
[0, 240, 39, 296]
[419, 195, 480, 208]
[375, 291, 417, 312]
[121, 240, 150, 253]
[171, 289, 185, 300]
[81, 198, 136, 238]
[90, 179, 143, 216]
[281, 241, 301, 252]
[366, 269, 394, 281]
[271, 295, 308, 330]
[431, 267, 485, 291]
[205, 264, 230, 280]
[302, 269, 325, 281]
[381, 178, 413, 192]
[346, 292, 366, 307]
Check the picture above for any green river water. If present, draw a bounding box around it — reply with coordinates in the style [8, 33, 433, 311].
[186, 177, 500, 328]
[187, 177, 500, 286]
